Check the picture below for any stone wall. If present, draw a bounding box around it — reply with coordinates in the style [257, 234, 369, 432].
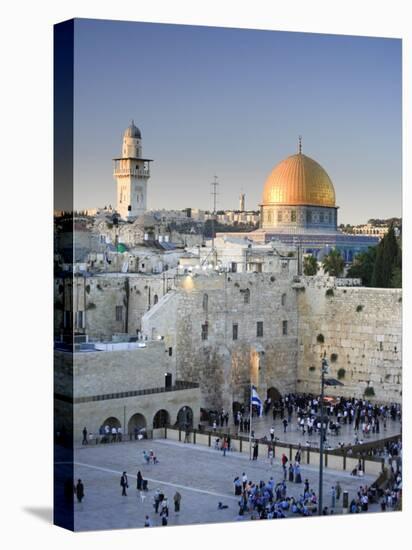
[54, 341, 201, 442]
[296, 278, 402, 403]
[142, 272, 299, 410]
[54, 273, 174, 340]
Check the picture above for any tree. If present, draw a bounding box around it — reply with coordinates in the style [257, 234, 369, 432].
[346, 247, 377, 286]
[371, 225, 401, 288]
[303, 255, 318, 276]
[390, 266, 402, 288]
[322, 248, 344, 277]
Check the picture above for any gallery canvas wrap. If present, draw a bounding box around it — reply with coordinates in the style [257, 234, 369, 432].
[54, 18, 402, 531]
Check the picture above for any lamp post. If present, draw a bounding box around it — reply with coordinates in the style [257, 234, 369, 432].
[318, 356, 328, 516]
[318, 356, 344, 516]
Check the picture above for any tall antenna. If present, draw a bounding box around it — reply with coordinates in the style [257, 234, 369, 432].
[210, 175, 219, 258]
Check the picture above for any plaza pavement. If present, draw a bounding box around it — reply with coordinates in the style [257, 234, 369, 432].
[69, 438, 385, 531]
[217, 414, 401, 450]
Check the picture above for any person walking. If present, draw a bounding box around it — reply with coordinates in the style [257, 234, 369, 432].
[75, 479, 84, 503]
[154, 489, 161, 513]
[82, 427, 88, 445]
[253, 441, 259, 460]
[137, 470, 143, 491]
[270, 426, 275, 442]
[335, 481, 342, 502]
[242, 472, 248, 491]
[282, 418, 288, 433]
[120, 471, 128, 496]
[173, 491, 181, 513]
[288, 463, 294, 482]
[331, 486, 336, 509]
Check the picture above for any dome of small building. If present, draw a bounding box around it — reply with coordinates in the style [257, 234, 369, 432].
[262, 152, 336, 208]
[124, 121, 141, 139]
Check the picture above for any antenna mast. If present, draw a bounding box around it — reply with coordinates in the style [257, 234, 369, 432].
[210, 175, 219, 262]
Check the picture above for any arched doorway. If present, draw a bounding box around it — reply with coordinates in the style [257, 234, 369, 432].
[102, 416, 121, 429]
[232, 401, 242, 414]
[153, 409, 170, 429]
[267, 387, 282, 403]
[127, 413, 147, 435]
[176, 406, 193, 428]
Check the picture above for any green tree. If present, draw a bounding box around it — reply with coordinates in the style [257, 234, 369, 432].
[303, 255, 318, 276]
[322, 248, 344, 277]
[390, 266, 402, 288]
[371, 225, 401, 288]
[346, 247, 377, 286]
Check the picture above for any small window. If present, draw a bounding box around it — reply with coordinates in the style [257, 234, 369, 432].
[257, 321, 263, 337]
[281, 293, 287, 306]
[154, 294, 159, 305]
[168, 347, 173, 356]
[277, 210, 282, 222]
[291, 210, 297, 222]
[115, 305, 123, 322]
[232, 323, 238, 341]
[320, 212, 324, 223]
[282, 320, 288, 335]
[202, 293, 208, 311]
[306, 210, 312, 223]
[201, 322, 208, 341]
[244, 288, 250, 304]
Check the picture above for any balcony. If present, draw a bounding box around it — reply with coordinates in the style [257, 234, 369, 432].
[113, 168, 150, 177]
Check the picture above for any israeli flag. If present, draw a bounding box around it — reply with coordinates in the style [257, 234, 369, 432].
[251, 386, 263, 417]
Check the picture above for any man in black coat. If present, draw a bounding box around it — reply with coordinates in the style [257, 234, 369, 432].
[120, 472, 128, 496]
[75, 479, 84, 503]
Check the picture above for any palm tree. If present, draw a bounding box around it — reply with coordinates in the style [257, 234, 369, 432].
[303, 255, 318, 276]
[322, 248, 344, 277]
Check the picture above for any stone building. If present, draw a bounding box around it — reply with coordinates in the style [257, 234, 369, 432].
[142, 271, 300, 411]
[54, 340, 200, 443]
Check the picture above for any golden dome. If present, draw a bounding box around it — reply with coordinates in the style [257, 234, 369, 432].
[262, 153, 336, 207]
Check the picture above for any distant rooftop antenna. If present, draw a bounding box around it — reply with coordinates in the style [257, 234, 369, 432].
[210, 175, 219, 258]
[298, 135, 302, 154]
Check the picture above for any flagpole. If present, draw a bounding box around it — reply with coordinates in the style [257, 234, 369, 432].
[249, 383, 252, 460]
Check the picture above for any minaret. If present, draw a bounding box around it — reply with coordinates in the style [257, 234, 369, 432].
[239, 192, 245, 212]
[113, 121, 153, 220]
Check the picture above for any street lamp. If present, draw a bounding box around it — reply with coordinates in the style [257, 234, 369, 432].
[318, 355, 344, 516]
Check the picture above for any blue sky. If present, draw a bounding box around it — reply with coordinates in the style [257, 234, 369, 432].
[73, 19, 401, 224]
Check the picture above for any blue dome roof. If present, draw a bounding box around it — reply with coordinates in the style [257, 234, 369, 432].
[124, 121, 141, 139]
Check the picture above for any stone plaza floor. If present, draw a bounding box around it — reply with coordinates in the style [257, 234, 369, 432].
[217, 414, 401, 450]
[68, 437, 387, 531]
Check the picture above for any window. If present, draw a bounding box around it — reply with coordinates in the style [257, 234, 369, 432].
[201, 322, 209, 341]
[306, 210, 312, 223]
[202, 293, 208, 311]
[320, 212, 324, 223]
[244, 288, 250, 304]
[291, 210, 296, 222]
[153, 294, 159, 305]
[277, 210, 282, 222]
[232, 323, 238, 341]
[267, 212, 272, 223]
[281, 293, 287, 306]
[257, 321, 263, 337]
[115, 305, 123, 321]
[168, 347, 173, 356]
[282, 320, 288, 335]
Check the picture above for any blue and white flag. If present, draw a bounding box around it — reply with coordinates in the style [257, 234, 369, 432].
[251, 386, 263, 417]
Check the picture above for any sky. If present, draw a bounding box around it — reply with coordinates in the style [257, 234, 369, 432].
[73, 19, 402, 224]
